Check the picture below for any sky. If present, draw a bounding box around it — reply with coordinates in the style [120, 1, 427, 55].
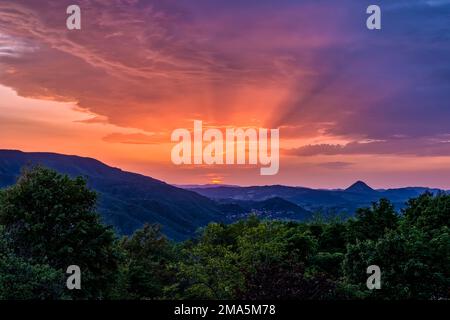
[1, 0, 450, 188]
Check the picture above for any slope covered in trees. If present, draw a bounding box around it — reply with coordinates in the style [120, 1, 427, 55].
[0, 150, 224, 240]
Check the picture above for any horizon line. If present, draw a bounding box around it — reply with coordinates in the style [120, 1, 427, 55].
[1, 148, 448, 191]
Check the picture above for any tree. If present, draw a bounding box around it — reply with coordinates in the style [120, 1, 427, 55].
[347, 199, 398, 242]
[174, 231, 242, 299]
[402, 192, 450, 233]
[171, 219, 324, 300]
[0, 166, 120, 299]
[0, 226, 63, 299]
[343, 227, 449, 300]
[120, 224, 176, 299]
[317, 222, 347, 253]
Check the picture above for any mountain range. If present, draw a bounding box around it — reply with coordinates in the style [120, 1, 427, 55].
[182, 181, 443, 219]
[0, 150, 444, 239]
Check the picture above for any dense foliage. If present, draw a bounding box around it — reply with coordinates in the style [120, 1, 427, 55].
[0, 166, 120, 299]
[0, 167, 448, 300]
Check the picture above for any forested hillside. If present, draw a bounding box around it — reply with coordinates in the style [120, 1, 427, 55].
[0, 150, 224, 240]
[0, 166, 448, 300]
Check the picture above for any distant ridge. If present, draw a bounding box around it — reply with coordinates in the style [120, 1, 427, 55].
[188, 183, 440, 217]
[345, 181, 375, 193]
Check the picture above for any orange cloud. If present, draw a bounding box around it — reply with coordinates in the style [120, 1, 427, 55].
[103, 132, 167, 145]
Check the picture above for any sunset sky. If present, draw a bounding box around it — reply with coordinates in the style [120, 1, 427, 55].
[1, 0, 450, 188]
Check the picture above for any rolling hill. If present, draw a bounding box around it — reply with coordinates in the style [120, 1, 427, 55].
[0, 150, 224, 240]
